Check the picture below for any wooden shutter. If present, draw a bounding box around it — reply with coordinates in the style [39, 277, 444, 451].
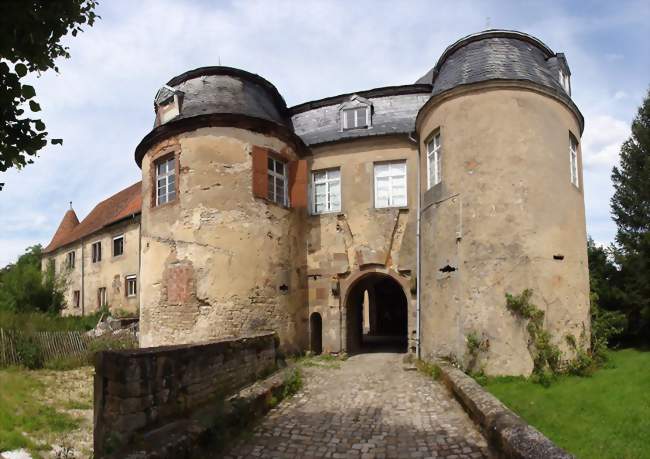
[251, 146, 269, 199]
[289, 159, 308, 208]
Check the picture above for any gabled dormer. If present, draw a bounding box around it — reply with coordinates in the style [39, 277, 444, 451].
[339, 95, 372, 131]
[154, 85, 184, 126]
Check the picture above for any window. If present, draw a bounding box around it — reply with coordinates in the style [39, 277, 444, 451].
[312, 168, 341, 214]
[113, 235, 124, 257]
[73, 290, 80, 308]
[126, 275, 137, 297]
[67, 251, 75, 269]
[569, 134, 579, 188]
[155, 156, 176, 206]
[92, 241, 102, 263]
[559, 69, 571, 95]
[342, 107, 369, 130]
[98, 287, 107, 308]
[427, 133, 442, 188]
[267, 156, 287, 206]
[374, 161, 407, 208]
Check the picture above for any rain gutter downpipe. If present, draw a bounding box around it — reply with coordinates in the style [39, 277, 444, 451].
[408, 132, 422, 359]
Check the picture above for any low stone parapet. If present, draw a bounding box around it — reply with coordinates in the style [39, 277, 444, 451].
[93, 332, 278, 458]
[438, 363, 574, 459]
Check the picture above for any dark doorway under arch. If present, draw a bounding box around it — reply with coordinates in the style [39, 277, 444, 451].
[345, 273, 408, 353]
[310, 312, 323, 355]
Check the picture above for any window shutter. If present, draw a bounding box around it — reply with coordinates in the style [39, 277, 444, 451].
[289, 159, 308, 208]
[251, 146, 269, 199]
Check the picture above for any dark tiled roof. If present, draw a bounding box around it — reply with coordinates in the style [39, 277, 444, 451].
[43, 182, 142, 253]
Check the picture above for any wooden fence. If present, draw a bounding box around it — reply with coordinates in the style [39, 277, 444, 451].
[0, 328, 135, 368]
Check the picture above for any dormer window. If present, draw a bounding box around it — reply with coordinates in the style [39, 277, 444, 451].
[559, 69, 571, 95]
[343, 107, 369, 130]
[339, 95, 372, 131]
[154, 85, 183, 125]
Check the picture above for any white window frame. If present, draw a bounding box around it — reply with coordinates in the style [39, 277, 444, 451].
[126, 275, 137, 297]
[113, 234, 124, 257]
[559, 69, 571, 95]
[569, 135, 579, 188]
[155, 156, 176, 206]
[374, 160, 408, 209]
[342, 106, 370, 130]
[98, 287, 107, 308]
[426, 132, 442, 188]
[67, 251, 75, 269]
[91, 241, 102, 263]
[267, 156, 288, 206]
[311, 168, 341, 214]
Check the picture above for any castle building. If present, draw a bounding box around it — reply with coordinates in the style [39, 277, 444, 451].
[43, 30, 589, 375]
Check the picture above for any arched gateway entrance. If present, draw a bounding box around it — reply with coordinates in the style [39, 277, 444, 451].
[344, 273, 408, 353]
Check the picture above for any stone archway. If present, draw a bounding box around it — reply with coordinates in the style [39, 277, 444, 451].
[343, 271, 408, 354]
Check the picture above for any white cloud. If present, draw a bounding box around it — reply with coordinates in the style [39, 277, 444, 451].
[581, 115, 630, 169]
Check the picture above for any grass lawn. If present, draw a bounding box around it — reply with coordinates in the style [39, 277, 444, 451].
[484, 348, 650, 459]
[0, 366, 94, 457]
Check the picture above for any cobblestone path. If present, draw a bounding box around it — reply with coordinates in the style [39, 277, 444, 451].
[225, 353, 490, 458]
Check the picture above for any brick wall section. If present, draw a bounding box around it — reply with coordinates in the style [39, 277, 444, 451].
[93, 332, 278, 457]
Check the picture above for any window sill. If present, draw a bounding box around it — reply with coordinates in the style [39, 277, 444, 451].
[374, 205, 409, 211]
[310, 210, 342, 217]
[151, 198, 179, 212]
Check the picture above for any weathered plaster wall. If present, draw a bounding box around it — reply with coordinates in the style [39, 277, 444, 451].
[42, 219, 141, 316]
[139, 127, 307, 352]
[417, 87, 590, 376]
[306, 136, 418, 353]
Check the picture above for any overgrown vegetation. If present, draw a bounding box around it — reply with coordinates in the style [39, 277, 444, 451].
[0, 245, 68, 315]
[464, 330, 490, 379]
[415, 359, 441, 380]
[0, 368, 80, 454]
[44, 335, 137, 371]
[484, 349, 650, 459]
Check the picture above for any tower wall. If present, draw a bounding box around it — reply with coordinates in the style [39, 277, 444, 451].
[417, 86, 589, 375]
[139, 126, 307, 351]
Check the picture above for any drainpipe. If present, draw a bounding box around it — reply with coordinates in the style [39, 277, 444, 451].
[408, 132, 421, 359]
[80, 237, 85, 316]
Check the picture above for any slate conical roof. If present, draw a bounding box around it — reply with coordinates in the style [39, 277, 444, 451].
[44, 208, 79, 253]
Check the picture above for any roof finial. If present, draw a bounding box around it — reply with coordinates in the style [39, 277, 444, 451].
[69, 201, 73, 210]
[485, 16, 491, 29]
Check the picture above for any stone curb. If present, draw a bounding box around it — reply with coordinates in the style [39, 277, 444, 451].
[437, 363, 574, 459]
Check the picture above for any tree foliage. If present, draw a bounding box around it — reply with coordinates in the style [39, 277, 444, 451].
[0, 245, 67, 314]
[0, 0, 99, 189]
[607, 89, 650, 344]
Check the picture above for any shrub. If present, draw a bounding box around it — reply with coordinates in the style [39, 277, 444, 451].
[465, 330, 489, 374]
[416, 359, 441, 380]
[14, 334, 43, 369]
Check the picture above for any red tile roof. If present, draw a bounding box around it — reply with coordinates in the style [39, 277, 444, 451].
[43, 182, 142, 253]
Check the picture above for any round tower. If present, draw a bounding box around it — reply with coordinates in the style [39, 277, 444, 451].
[416, 31, 589, 375]
[135, 67, 308, 351]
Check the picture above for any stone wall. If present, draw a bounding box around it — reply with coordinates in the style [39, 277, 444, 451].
[93, 332, 278, 457]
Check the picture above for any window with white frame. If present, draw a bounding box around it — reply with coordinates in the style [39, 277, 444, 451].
[374, 161, 407, 208]
[267, 156, 287, 206]
[559, 69, 571, 95]
[426, 132, 442, 188]
[155, 156, 176, 206]
[67, 251, 75, 269]
[312, 168, 341, 214]
[569, 134, 579, 188]
[91, 241, 102, 263]
[126, 275, 137, 297]
[342, 107, 369, 130]
[98, 287, 107, 308]
[113, 235, 124, 257]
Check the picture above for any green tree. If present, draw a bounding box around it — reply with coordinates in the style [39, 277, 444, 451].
[0, 1, 99, 190]
[610, 89, 650, 343]
[0, 245, 67, 314]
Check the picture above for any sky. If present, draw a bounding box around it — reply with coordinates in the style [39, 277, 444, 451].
[0, 0, 648, 267]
